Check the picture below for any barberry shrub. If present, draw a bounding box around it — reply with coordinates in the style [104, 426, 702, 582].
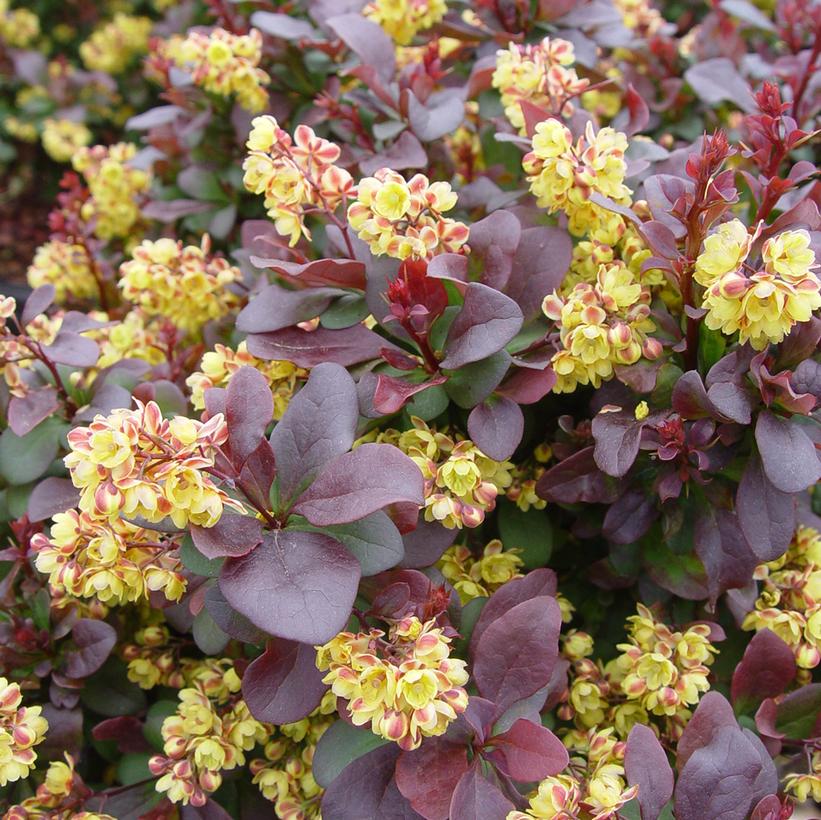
[0, 0, 819, 818]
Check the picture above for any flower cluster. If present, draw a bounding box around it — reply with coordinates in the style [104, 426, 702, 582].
[508, 728, 637, 820]
[316, 616, 468, 751]
[438, 539, 523, 602]
[743, 525, 821, 670]
[79, 13, 152, 74]
[363, 0, 447, 45]
[0, 0, 39, 48]
[243, 116, 354, 246]
[543, 262, 661, 393]
[149, 678, 266, 806]
[72, 143, 151, 241]
[63, 399, 243, 528]
[348, 168, 469, 260]
[369, 417, 513, 528]
[26, 240, 98, 303]
[90, 309, 165, 370]
[119, 236, 240, 337]
[524, 120, 631, 244]
[159, 27, 270, 112]
[0, 678, 48, 788]
[696, 221, 820, 349]
[40, 118, 92, 163]
[250, 692, 336, 816]
[785, 748, 821, 805]
[5, 754, 114, 820]
[31, 509, 186, 605]
[186, 341, 305, 418]
[505, 445, 552, 511]
[493, 38, 589, 131]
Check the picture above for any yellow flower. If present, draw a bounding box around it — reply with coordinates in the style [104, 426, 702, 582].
[364, 0, 447, 45]
[762, 228, 817, 282]
[41, 118, 92, 163]
[80, 13, 152, 74]
[694, 219, 751, 287]
[0, 677, 48, 787]
[27, 240, 98, 303]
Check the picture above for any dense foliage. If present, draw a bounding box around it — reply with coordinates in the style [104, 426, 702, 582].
[0, 0, 820, 818]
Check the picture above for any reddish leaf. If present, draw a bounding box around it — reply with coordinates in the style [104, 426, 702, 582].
[536, 447, 619, 504]
[395, 738, 470, 820]
[625, 724, 674, 820]
[449, 766, 514, 820]
[497, 366, 557, 404]
[190, 514, 263, 560]
[226, 367, 274, 468]
[63, 619, 117, 679]
[8, 387, 60, 437]
[248, 324, 394, 367]
[236, 284, 340, 333]
[731, 629, 796, 712]
[488, 719, 568, 782]
[440, 283, 523, 370]
[250, 256, 366, 290]
[293, 443, 424, 526]
[467, 396, 524, 461]
[28, 477, 80, 522]
[242, 638, 327, 724]
[220, 529, 361, 644]
[676, 691, 737, 770]
[750, 795, 786, 820]
[373, 373, 448, 415]
[755, 411, 820, 493]
[470, 210, 521, 292]
[92, 716, 150, 754]
[473, 596, 562, 713]
[269, 362, 358, 503]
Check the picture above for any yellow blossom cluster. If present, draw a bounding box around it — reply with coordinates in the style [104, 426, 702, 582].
[0, 677, 48, 788]
[445, 103, 484, 184]
[63, 399, 243, 529]
[785, 749, 821, 805]
[367, 417, 513, 528]
[614, 0, 665, 34]
[493, 38, 589, 131]
[31, 509, 187, 605]
[0, 302, 63, 399]
[348, 168, 470, 260]
[159, 27, 270, 112]
[438, 539, 523, 602]
[743, 525, 821, 670]
[149, 677, 266, 806]
[119, 236, 241, 337]
[26, 240, 98, 303]
[543, 262, 661, 393]
[80, 13, 152, 74]
[5, 754, 115, 820]
[243, 116, 354, 246]
[524, 120, 631, 244]
[0, 0, 39, 47]
[316, 616, 469, 751]
[250, 691, 336, 817]
[72, 143, 151, 241]
[40, 118, 92, 163]
[363, 0, 447, 45]
[90, 309, 166, 370]
[506, 444, 552, 512]
[508, 728, 638, 820]
[186, 341, 305, 418]
[696, 221, 820, 350]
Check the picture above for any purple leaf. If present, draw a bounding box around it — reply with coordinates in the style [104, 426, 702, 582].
[677, 691, 737, 770]
[473, 596, 562, 713]
[736, 456, 796, 561]
[226, 367, 274, 468]
[400, 517, 458, 568]
[22, 285, 55, 325]
[269, 362, 358, 502]
[8, 387, 60, 437]
[28, 477, 80, 522]
[470, 210, 521, 291]
[248, 324, 394, 367]
[141, 199, 213, 221]
[91, 716, 150, 754]
[497, 366, 557, 404]
[749, 795, 785, 820]
[671, 370, 716, 419]
[190, 513, 263, 559]
[242, 638, 327, 724]
[373, 373, 448, 415]
[440, 283, 523, 370]
[327, 13, 395, 81]
[603, 490, 658, 544]
[250, 256, 366, 290]
[236, 284, 340, 333]
[395, 738, 470, 820]
[467, 396, 524, 461]
[293, 443, 424, 526]
[536, 447, 619, 504]
[219, 529, 361, 644]
[625, 724, 674, 820]
[180, 799, 234, 820]
[592, 408, 644, 477]
[41, 332, 99, 367]
[755, 411, 821, 493]
[488, 719, 568, 782]
[360, 131, 427, 176]
[63, 619, 117, 679]
[684, 58, 756, 113]
[731, 629, 796, 712]
[449, 766, 514, 820]
[407, 89, 467, 142]
[321, 744, 421, 819]
[470, 569, 557, 655]
[203, 583, 267, 644]
[126, 105, 183, 130]
[250, 10, 318, 40]
[617, 83, 650, 136]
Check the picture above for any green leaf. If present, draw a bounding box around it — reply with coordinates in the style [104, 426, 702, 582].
[445, 351, 511, 408]
[7, 483, 33, 519]
[117, 752, 152, 786]
[497, 499, 553, 569]
[193, 607, 230, 655]
[31, 589, 51, 631]
[312, 719, 389, 788]
[143, 700, 178, 750]
[698, 321, 727, 373]
[405, 384, 449, 421]
[81, 658, 147, 717]
[0, 417, 66, 485]
[775, 684, 821, 740]
[320, 294, 369, 329]
[651, 363, 684, 408]
[179, 533, 223, 578]
[455, 596, 487, 654]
